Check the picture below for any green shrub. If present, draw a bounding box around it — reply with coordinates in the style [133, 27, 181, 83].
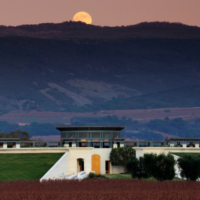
[110, 146, 135, 167]
[126, 157, 149, 179]
[87, 172, 106, 179]
[178, 155, 200, 181]
[88, 172, 96, 179]
[126, 153, 175, 181]
[152, 154, 175, 181]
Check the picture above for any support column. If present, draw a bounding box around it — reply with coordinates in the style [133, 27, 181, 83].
[3, 142, 7, 149]
[170, 143, 175, 147]
[149, 142, 153, 147]
[182, 144, 187, 148]
[120, 143, 124, 147]
[100, 141, 103, 148]
[136, 149, 144, 159]
[87, 141, 90, 147]
[46, 142, 49, 147]
[16, 142, 20, 149]
[195, 143, 199, 148]
[72, 142, 76, 147]
[64, 142, 69, 147]
[76, 142, 79, 147]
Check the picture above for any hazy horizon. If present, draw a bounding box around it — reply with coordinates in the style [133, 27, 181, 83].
[0, 0, 199, 27]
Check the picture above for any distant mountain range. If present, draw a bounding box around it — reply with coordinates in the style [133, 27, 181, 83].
[1, 21, 200, 39]
[0, 22, 200, 115]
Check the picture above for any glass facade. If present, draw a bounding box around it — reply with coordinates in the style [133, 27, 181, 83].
[56, 126, 125, 148]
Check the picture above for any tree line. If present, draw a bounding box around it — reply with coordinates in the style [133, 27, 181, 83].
[110, 146, 200, 181]
[0, 116, 200, 140]
[0, 130, 29, 141]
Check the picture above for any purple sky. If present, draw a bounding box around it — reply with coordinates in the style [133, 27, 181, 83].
[0, 0, 199, 27]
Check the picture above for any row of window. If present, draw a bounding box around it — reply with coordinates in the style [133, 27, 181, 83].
[61, 132, 120, 139]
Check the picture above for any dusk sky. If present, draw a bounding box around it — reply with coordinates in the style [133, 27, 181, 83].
[0, 0, 199, 27]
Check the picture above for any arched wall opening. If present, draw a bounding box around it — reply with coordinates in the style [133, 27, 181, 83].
[77, 158, 84, 173]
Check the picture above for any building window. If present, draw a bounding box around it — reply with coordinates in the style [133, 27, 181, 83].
[79, 132, 87, 138]
[113, 132, 119, 138]
[68, 132, 76, 138]
[79, 142, 87, 147]
[91, 132, 100, 138]
[103, 132, 110, 139]
[92, 142, 100, 148]
[103, 142, 110, 148]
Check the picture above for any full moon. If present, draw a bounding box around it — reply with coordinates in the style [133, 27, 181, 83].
[73, 11, 92, 25]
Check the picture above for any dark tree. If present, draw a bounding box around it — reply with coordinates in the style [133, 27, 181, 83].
[178, 155, 200, 181]
[126, 157, 149, 179]
[109, 146, 135, 167]
[152, 154, 175, 181]
[0, 130, 29, 140]
[143, 153, 157, 177]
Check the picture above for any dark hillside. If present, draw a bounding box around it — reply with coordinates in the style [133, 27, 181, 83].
[0, 37, 200, 114]
[0, 22, 200, 39]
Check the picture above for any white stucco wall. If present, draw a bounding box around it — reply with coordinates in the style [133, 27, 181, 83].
[68, 148, 93, 175]
[92, 148, 124, 174]
[67, 148, 124, 175]
[92, 148, 111, 174]
[133, 147, 200, 157]
[40, 152, 69, 181]
[171, 154, 181, 178]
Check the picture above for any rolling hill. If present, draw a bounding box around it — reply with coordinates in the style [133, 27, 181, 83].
[0, 22, 200, 116]
[1, 21, 200, 39]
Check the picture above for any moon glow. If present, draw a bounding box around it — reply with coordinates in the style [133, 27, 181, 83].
[73, 12, 92, 25]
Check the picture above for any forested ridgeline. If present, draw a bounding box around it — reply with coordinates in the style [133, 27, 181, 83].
[1, 116, 200, 140]
[0, 37, 200, 114]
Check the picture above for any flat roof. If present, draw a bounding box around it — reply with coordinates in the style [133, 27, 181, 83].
[168, 138, 200, 141]
[55, 126, 125, 131]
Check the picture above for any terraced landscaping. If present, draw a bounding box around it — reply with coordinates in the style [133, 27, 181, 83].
[0, 153, 63, 181]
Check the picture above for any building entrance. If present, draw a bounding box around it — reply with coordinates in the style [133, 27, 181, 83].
[105, 161, 110, 174]
[92, 154, 101, 174]
[77, 158, 84, 173]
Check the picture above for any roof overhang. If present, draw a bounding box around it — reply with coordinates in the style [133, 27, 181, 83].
[55, 126, 126, 131]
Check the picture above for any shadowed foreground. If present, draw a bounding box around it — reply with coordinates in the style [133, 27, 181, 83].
[0, 179, 200, 200]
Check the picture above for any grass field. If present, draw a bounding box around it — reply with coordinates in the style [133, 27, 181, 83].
[0, 153, 63, 181]
[105, 174, 132, 179]
[105, 174, 182, 181]
[172, 153, 200, 158]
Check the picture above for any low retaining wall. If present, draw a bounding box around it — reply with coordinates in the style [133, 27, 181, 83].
[40, 152, 69, 181]
[133, 147, 200, 158]
[0, 148, 68, 154]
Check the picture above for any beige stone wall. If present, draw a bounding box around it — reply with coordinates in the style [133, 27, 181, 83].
[133, 147, 200, 159]
[67, 148, 124, 175]
[92, 148, 111, 174]
[0, 147, 68, 154]
[68, 148, 93, 175]
[112, 166, 125, 174]
[92, 148, 124, 174]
